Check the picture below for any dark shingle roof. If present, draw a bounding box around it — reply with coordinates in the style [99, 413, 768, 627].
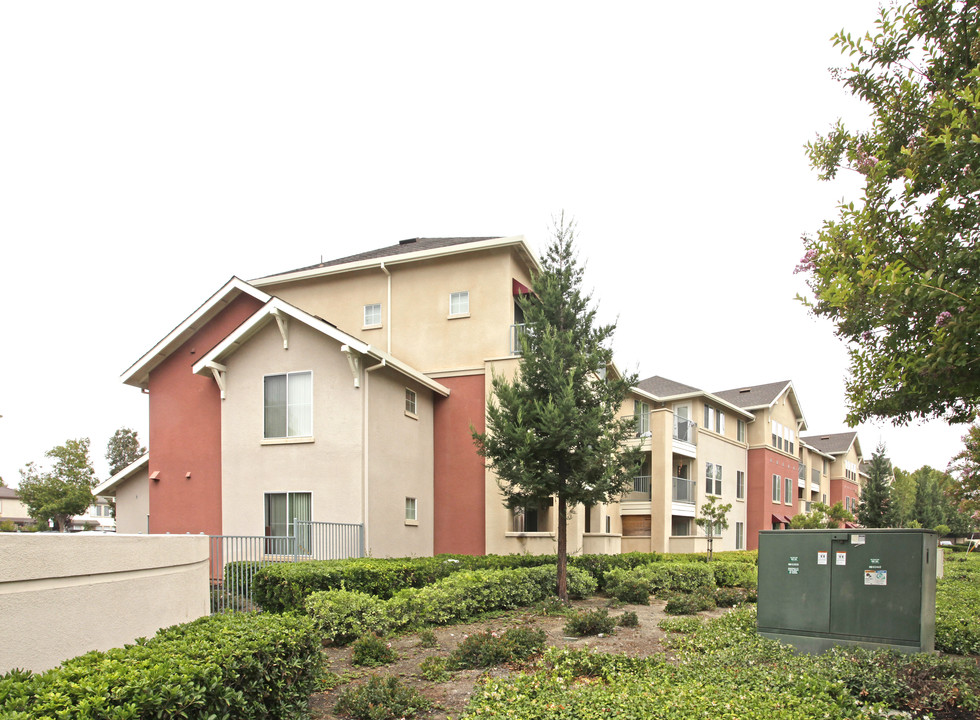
[636, 375, 702, 398]
[800, 431, 858, 455]
[713, 380, 792, 409]
[260, 237, 503, 278]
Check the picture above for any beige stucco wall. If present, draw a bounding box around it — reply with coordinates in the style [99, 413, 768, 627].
[365, 367, 434, 557]
[114, 469, 150, 534]
[0, 533, 208, 674]
[218, 319, 435, 557]
[220, 321, 365, 537]
[694, 428, 748, 552]
[0, 495, 29, 522]
[264, 246, 534, 374]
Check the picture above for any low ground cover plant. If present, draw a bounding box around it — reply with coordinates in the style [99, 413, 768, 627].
[935, 551, 980, 655]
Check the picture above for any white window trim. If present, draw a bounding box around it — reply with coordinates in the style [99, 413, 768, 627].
[363, 303, 382, 329]
[405, 497, 418, 526]
[449, 291, 470, 318]
[772, 474, 781, 503]
[405, 388, 418, 418]
[263, 370, 313, 440]
[736, 470, 745, 501]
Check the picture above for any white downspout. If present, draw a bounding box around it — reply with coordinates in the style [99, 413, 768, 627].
[380, 262, 391, 353]
[363, 359, 387, 555]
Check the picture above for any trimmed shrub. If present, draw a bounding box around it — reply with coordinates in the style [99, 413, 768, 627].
[710, 561, 758, 588]
[334, 675, 431, 720]
[603, 567, 650, 604]
[350, 633, 397, 667]
[664, 591, 716, 615]
[305, 588, 390, 644]
[564, 608, 617, 637]
[617, 610, 639, 627]
[714, 586, 751, 607]
[447, 627, 547, 669]
[0, 613, 321, 719]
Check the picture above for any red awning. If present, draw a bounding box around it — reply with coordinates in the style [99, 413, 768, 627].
[782, 514, 794, 524]
[771, 513, 786, 525]
[512, 278, 532, 296]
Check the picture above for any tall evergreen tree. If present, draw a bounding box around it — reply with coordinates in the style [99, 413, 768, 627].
[913, 466, 946, 530]
[472, 215, 641, 602]
[858, 441, 893, 527]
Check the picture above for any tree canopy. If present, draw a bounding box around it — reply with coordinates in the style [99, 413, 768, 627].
[472, 215, 641, 601]
[948, 423, 980, 521]
[106, 427, 146, 476]
[800, 0, 980, 425]
[18, 438, 96, 532]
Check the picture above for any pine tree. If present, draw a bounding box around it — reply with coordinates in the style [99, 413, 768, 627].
[105, 427, 146, 476]
[858, 441, 893, 527]
[472, 215, 641, 602]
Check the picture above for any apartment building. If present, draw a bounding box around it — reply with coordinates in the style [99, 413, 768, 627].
[799, 432, 865, 516]
[614, 377, 752, 554]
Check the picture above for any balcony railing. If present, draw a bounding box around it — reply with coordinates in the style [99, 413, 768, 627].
[673, 417, 696, 444]
[624, 475, 651, 501]
[510, 324, 526, 355]
[672, 476, 696, 504]
[798, 463, 806, 481]
[811, 467, 821, 485]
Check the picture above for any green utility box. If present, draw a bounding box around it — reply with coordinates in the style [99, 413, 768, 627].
[757, 529, 937, 653]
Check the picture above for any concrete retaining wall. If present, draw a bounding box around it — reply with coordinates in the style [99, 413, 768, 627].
[0, 533, 209, 674]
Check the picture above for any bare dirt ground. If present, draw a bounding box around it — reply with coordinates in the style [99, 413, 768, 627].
[310, 597, 731, 720]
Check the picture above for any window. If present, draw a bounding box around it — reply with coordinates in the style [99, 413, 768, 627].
[772, 420, 781, 449]
[705, 462, 722, 496]
[717, 411, 725, 435]
[450, 291, 469, 316]
[735, 521, 745, 550]
[784, 474, 793, 505]
[264, 371, 312, 438]
[704, 405, 715, 431]
[405, 388, 417, 416]
[634, 400, 650, 436]
[405, 497, 417, 523]
[823, 493, 827, 504]
[363, 303, 381, 327]
[772, 474, 781, 503]
[512, 505, 539, 533]
[736, 470, 745, 500]
[788, 429, 795, 455]
[671, 516, 692, 536]
[264, 492, 312, 553]
[737, 419, 746, 442]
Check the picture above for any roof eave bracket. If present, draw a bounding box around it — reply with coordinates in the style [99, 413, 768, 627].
[341, 345, 361, 388]
[271, 308, 289, 349]
[208, 362, 228, 400]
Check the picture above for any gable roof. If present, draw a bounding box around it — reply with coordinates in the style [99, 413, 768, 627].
[191, 296, 450, 397]
[800, 431, 860, 457]
[0, 487, 20, 499]
[93, 453, 150, 496]
[713, 380, 808, 430]
[121, 277, 270, 389]
[632, 375, 754, 420]
[713, 380, 793, 409]
[251, 235, 540, 287]
[636, 375, 701, 398]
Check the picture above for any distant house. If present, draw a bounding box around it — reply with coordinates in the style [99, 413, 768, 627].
[800, 431, 865, 518]
[93, 455, 149, 534]
[0, 487, 31, 529]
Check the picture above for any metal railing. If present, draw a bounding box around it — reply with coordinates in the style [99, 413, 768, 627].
[811, 467, 821, 485]
[673, 417, 696, 444]
[209, 521, 364, 613]
[624, 475, 651, 501]
[672, 476, 696, 504]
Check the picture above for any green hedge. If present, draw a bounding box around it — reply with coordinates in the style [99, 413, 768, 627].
[936, 551, 980, 655]
[605, 562, 717, 602]
[253, 551, 759, 612]
[0, 613, 321, 720]
[305, 565, 596, 640]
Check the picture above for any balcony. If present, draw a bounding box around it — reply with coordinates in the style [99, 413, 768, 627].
[631, 411, 651, 439]
[672, 476, 695, 504]
[672, 417, 697, 458]
[624, 475, 651, 501]
[510, 324, 526, 355]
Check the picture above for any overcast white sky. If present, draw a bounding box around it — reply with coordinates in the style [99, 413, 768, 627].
[0, 1, 970, 487]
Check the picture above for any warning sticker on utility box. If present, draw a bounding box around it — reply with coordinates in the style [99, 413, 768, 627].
[864, 570, 887, 586]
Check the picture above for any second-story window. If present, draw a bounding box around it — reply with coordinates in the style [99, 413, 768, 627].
[264, 371, 312, 439]
[405, 388, 418, 416]
[450, 291, 469, 316]
[737, 419, 746, 442]
[364, 303, 382, 327]
[705, 462, 722, 496]
[736, 470, 745, 500]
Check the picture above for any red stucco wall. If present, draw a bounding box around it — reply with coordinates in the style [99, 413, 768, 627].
[432, 374, 486, 555]
[745, 447, 800, 550]
[147, 293, 264, 535]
